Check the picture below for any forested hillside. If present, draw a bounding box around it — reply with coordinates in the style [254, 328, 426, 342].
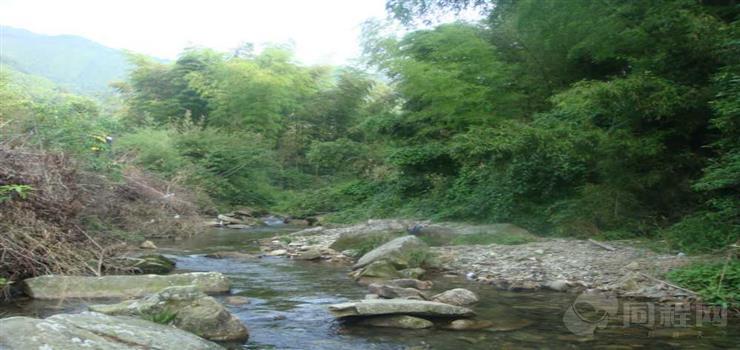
[109, 0, 738, 254]
[0, 26, 130, 95]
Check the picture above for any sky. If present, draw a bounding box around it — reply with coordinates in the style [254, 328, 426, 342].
[0, 0, 399, 65]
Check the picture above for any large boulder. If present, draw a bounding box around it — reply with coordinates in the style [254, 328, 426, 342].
[356, 315, 433, 329]
[22, 272, 230, 299]
[353, 235, 429, 269]
[431, 288, 479, 306]
[329, 219, 416, 252]
[0, 312, 223, 350]
[329, 299, 474, 318]
[90, 285, 248, 342]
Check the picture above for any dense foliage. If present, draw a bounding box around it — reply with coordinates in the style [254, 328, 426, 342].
[102, 0, 739, 255]
[2, 1, 736, 257]
[668, 259, 740, 307]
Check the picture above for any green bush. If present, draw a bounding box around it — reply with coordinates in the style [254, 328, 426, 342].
[116, 128, 188, 177]
[307, 138, 369, 175]
[667, 259, 739, 307]
[663, 198, 739, 254]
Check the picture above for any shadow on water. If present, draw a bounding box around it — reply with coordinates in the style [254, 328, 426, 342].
[1, 227, 737, 349]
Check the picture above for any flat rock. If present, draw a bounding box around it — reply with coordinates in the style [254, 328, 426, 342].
[22, 272, 230, 299]
[0, 312, 223, 350]
[90, 285, 248, 342]
[329, 299, 474, 318]
[431, 288, 479, 306]
[357, 315, 434, 329]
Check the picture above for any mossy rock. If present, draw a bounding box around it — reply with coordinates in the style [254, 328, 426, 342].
[90, 285, 248, 342]
[356, 260, 401, 280]
[353, 236, 430, 270]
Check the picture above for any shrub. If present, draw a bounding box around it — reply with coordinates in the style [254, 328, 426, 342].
[116, 128, 188, 177]
[667, 259, 739, 307]
[663, 198, 739, 254]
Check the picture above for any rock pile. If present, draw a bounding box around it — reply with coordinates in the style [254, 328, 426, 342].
[259, 219, 696, 301]
[348, 235, 432, 284]
[331, 283, 496, 331]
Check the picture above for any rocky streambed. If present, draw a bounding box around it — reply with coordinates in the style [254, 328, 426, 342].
[259, 219, 699, 301]
[1, 222, 737, 349]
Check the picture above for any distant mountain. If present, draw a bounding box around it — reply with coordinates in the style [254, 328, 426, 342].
[0, 26, 131, 96]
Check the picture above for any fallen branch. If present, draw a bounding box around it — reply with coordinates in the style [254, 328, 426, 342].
[588, 239, 616, 251]
[639, 272, 698, 295]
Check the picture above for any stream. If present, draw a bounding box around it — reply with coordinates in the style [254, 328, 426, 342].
[1, 227, 737, 349]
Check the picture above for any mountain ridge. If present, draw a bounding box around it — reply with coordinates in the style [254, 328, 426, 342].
[1, 25, 133, 96]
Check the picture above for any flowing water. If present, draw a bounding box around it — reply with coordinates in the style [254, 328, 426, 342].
[1, 227, 737, 349]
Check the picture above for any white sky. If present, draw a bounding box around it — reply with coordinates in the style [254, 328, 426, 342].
[0, 0, 398, 65]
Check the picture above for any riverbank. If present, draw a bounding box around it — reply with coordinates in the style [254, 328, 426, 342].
[259, 220, 699, 302]
[2, 225, 737, 349]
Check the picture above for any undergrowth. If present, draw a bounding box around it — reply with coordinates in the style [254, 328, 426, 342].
[667, 257, 739, 307]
